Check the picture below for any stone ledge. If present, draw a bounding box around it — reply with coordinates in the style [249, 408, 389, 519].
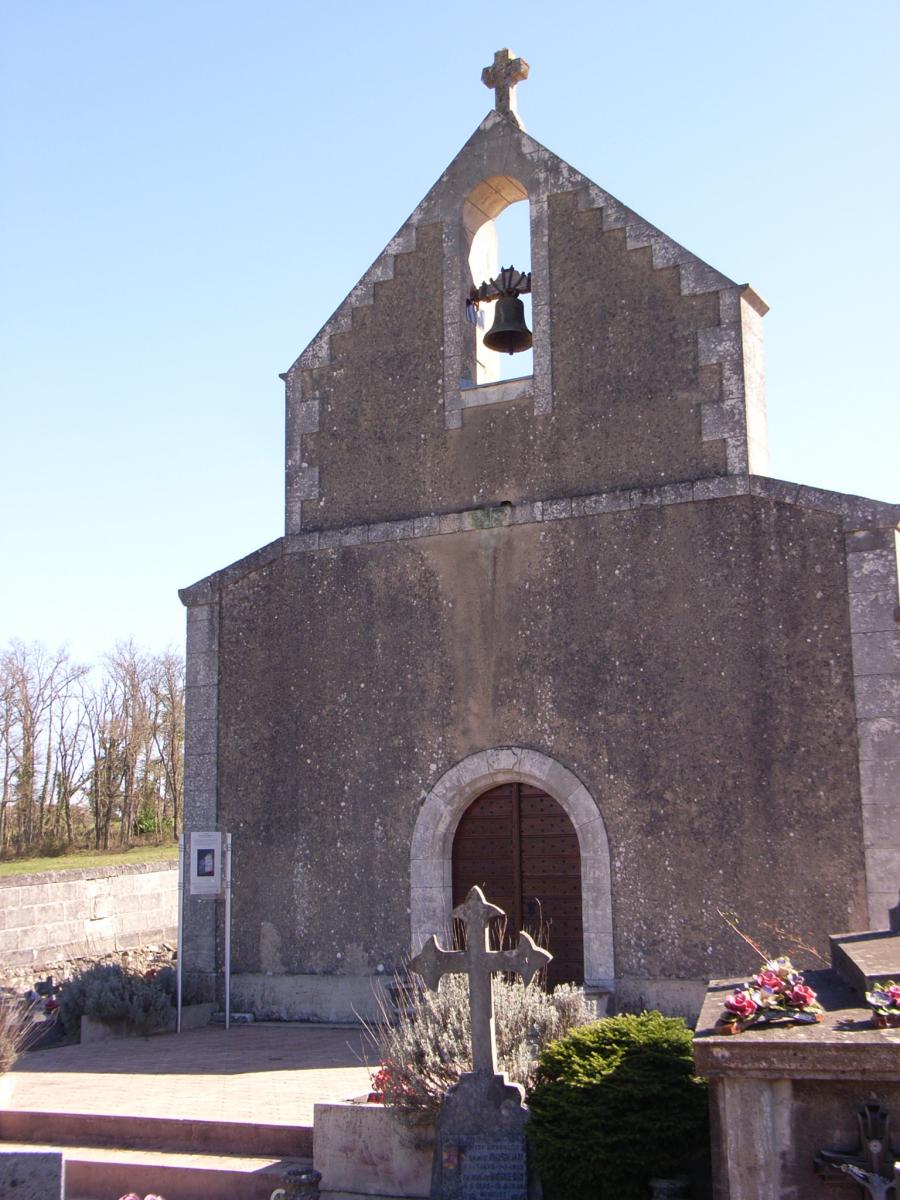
[457, 375, 533, 410]
[180, 476, 900, 603]
[0, 860, 177, 888]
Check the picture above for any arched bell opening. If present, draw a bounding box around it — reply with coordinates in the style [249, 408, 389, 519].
[464, 176, 534, 385]
[451, 781, 584, 986]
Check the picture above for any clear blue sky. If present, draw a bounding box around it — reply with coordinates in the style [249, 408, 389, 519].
[2, 1, 898, 664]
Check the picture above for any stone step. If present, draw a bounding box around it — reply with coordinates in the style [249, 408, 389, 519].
[3, 1141, 313, 1200]
[0, 1109, 313, 1159]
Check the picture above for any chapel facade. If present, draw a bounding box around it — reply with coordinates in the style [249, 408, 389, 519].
[180, 52, 899, 1021]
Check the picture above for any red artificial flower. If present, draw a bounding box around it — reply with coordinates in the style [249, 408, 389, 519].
[785, 984, 816, 1008]
[724, 990, 757, 1019]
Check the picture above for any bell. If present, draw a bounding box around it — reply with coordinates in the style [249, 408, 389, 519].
[483, 294, 532, 355]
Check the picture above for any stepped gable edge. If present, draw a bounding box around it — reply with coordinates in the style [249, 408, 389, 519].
[278, 109, 770, 534]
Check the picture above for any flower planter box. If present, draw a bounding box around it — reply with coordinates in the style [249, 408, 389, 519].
[80, 1002, 215, 1043]
[314, 1099, 434, 1198]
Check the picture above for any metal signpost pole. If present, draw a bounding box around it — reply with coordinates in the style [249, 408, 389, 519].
[176, 833, 184, 1033]
[224, 832, 232, 1031]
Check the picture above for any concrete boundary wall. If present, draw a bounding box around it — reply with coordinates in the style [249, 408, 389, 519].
[0, 860, 178, 982]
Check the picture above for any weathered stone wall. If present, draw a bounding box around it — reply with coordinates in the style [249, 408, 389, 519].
[0, 861, 177, 989]
[211, 494, 867, 1015]
[293, 192, 730, 534]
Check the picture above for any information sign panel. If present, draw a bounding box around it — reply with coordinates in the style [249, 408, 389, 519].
[189, 831, 224, 897]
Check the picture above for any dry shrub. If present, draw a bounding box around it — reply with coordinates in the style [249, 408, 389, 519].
[370, 971, 593, 1126]
[57, 963, 175, 1036]
[0, 993, 35, 1073]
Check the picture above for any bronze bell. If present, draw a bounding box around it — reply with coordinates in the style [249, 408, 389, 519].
[483, 294, 532, 355]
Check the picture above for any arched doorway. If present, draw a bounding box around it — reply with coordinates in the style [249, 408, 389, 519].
[452, 781, 584, 986]
[410, 748, 614, 993]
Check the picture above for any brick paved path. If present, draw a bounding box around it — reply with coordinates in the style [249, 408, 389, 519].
[3, 1023, 374, 1127]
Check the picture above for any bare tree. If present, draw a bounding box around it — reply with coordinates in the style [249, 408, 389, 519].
[148, 651, 184, 840]
[0, 642, 87, 851]
[0, 640, 184, 856]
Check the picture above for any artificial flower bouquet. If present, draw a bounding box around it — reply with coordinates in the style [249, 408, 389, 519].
[367, 1059, 417, 1104]
[865, 980, 900, 1028]
[715, 956, 824, 1034]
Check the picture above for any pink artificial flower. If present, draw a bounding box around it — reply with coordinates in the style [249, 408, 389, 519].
[785, 984, 816, 1008]
[753, 970, 782, 991]
[888, 985, 900, 1007]
[724, 990, 757, 1019]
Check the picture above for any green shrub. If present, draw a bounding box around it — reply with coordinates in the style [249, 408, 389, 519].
[57, 964, 174, 1036]
[133, 800, 163, 836]
[527, 1012, 709, 1200]
[371, 972, 593, 1126]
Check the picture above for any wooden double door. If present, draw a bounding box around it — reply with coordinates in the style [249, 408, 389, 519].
[451, 782, 584, 986]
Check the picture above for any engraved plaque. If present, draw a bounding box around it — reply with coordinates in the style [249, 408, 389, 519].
[460, 1135, 528, 1199]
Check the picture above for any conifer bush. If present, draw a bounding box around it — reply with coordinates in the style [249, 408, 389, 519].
[527, 1012, 709, 1200]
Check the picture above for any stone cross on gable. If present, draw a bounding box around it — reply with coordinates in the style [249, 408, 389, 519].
[481, 48, 530, 127]
[409, 885, 552, 1074]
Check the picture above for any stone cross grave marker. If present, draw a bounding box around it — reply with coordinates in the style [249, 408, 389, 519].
[481, 49, 530, 124]
[410, 884, 552, 1074]
[409, 886, 552, 1200]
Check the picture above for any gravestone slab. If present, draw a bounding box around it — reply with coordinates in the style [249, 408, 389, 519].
[0, 1150, 65, 1199]
[830, 929, 900, 996]
[430, 1070, 530, 1200]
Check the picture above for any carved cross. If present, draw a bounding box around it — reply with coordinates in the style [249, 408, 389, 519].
[409, 885, 552, 1074]
[481, 49, 530, 124]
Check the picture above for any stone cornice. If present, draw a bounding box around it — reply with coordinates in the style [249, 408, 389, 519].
[179, 475, 900, 607]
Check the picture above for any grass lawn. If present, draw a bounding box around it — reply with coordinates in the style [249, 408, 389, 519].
[0, 843, 180, 877]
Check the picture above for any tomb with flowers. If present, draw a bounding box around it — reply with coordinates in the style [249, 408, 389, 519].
[694, 904, 900, 1200]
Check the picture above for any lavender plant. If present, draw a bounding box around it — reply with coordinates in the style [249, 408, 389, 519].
[369, 971, 592, 1126]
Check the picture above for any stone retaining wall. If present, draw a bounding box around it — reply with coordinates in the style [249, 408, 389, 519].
[0, 860, 178, 989]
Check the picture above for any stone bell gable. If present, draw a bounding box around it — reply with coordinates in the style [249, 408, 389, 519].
[281, 106, 769, 536]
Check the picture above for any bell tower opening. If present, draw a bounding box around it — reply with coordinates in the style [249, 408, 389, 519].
[464, 177, 533, 385]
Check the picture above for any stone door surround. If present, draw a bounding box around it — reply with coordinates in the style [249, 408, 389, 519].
[410, 747, 614, 990]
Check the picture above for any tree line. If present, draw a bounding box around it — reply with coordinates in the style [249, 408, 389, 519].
[0, 641, 184, 856]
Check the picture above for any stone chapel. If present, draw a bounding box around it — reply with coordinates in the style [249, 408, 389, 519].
[180, 51, 899, 1022]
